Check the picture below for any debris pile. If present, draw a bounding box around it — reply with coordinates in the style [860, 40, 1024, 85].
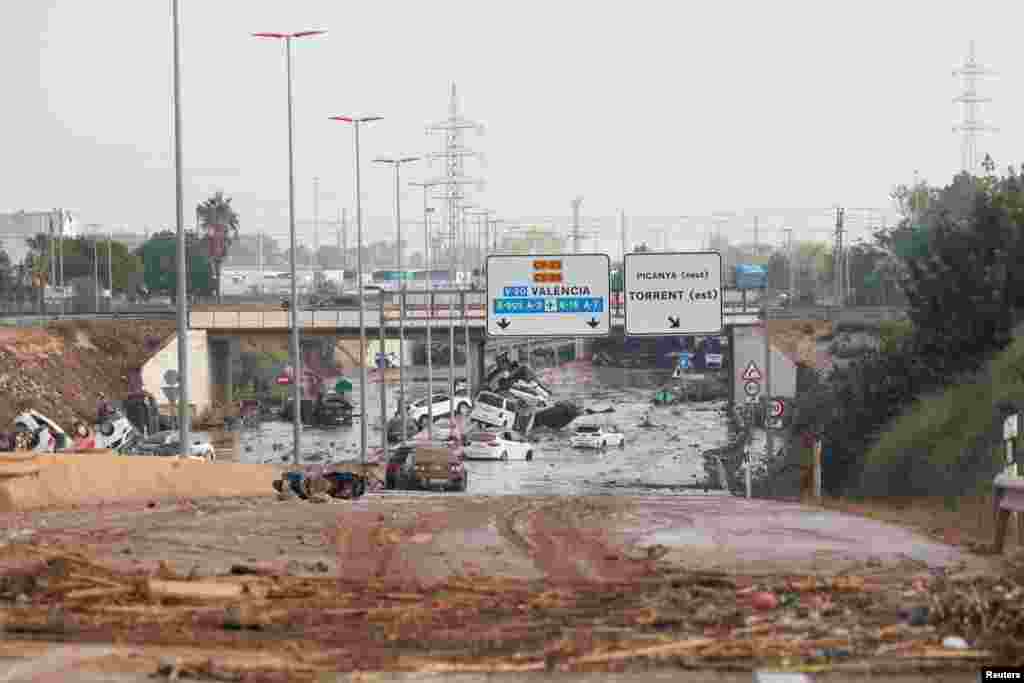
[0, 542, 1011, 677]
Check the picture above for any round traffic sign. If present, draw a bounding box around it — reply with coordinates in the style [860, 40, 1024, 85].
[743, 380, 761, 397]
[769, 398, 785, 418]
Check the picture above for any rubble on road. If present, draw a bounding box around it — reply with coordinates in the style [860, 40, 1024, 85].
[0, 539, 1017, 677]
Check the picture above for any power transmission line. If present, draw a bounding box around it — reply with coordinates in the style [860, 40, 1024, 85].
[953, 40, 998, 173]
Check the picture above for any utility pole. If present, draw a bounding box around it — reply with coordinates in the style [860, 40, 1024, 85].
[258, 232, 264, 295]
[93, 232, 99, 312]
[619, 209, 627, 261]
[953, 40, 998, 174]
[782, 228, 794, 297]
[107, 231, 113, 308]
[762, 298, 773, 497]
[426, 83, 484, 403]
[313, 176, 320, 286]
[570, 197, 583, 253]
[340, 208, 347, 272]
[570, 197, 584, 361]
[834, 207, 845, 307]
[753, 215, 759, 260]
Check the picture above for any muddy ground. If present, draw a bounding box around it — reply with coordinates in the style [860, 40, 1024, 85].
[2, 492, 1021, 679]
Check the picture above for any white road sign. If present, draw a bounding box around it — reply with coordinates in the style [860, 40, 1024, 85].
[744, 380, 761, 397]
[623, 251, 723, 336]
[486, 254, 611, 338]
[1005, 413, 1020, 440]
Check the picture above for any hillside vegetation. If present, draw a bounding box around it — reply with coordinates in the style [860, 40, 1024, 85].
[860, 331, 1024, 498]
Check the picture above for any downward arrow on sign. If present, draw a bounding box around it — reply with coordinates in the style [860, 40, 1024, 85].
[497, 318, 511, 330]
[668, 316, 681, 329]
[587, 318, 600, 329]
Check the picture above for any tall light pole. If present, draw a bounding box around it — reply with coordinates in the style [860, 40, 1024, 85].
[375, 156, 418, 445]
[254, 29, 326, 465]
[107, 231, 113, 306]
[313, 176, 320, 286]
[411, 181, 440, 440]
[331, 115, 382, 465]
[782, 228, 794, 299]
[171, 0, 190, 456]
[570, 197, 583, 253]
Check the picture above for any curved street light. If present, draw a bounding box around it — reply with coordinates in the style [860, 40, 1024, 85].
[253, 28, 327, 466]
[329, 115, 382, 466]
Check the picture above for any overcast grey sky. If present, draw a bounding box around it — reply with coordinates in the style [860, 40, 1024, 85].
[3, 1, 1020, 251]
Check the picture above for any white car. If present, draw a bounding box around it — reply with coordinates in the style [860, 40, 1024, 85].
[406, 393, 473, 428]
[506, 381, 551, 407]
[569, 424, 626, 450]
[133, 430, 216, 461]
[464, 430, 535, 461]
[469, 391, 520, 430]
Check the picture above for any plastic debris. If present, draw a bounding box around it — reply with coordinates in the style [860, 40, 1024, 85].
[899, 605, 930, 626]
[750, 591, 779, 610]
[942, 636, 969, 650]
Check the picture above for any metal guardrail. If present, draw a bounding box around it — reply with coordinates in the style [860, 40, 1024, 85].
[0, 301, 906, 329]
[187, 307, 765, 330]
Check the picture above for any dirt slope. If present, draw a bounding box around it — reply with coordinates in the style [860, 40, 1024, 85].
[0, 321, 176, 430]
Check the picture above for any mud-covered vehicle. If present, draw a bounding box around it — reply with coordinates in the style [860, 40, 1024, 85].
[409, 443, 467, 492]
[274, 469, 368, 500]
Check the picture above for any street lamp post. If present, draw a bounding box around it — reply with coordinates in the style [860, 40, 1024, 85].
[374, 156, 418, 446]
[254, 28, 326, 466]
[171, 0, 190, 456]
[331, 116, 382, 466]
[411, 181, 439, 441]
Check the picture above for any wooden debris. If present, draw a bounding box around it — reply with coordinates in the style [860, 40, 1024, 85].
[63, 585, 135, 602]
[147, 580, 244, 601]
[560, 637, 716, 668]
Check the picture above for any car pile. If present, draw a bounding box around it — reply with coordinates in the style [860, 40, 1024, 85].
[470, 352, 581, 432]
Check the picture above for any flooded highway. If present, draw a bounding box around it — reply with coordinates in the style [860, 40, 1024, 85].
[232, 361, 737, 496]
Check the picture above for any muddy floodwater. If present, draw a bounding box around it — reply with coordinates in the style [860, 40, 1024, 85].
[232, 363, 735, 496]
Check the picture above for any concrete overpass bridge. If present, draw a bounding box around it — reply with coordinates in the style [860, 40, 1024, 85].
[186, 291, 765, 405]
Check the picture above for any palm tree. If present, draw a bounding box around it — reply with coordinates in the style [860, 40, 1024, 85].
[196, 192, 240, 303]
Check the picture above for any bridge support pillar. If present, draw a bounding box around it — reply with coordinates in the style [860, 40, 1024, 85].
[209, 338, 239, 407]
[472, 340, 487, 395]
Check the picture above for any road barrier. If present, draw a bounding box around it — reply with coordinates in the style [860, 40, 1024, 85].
[0, 452, 278, 512]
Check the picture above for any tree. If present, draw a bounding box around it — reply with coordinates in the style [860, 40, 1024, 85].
[0, 246, 15, 301]
[897, 163, 1024, 369]
[22, 233, 141, 294]
[196, 191, 240, 303]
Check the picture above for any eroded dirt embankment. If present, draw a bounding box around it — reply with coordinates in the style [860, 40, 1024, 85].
[0, 321, 175, 429]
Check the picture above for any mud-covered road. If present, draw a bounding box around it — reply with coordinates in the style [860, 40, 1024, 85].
[237, 363, 735, 496]
[0, 491, 996, 680]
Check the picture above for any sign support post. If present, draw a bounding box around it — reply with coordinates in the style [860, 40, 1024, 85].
[813, 438, 823, 500]
[1003, 413, 1021, 545]
[763, 302, 773, 469]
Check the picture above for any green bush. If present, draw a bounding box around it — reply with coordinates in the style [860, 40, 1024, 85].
[858, 335, 1024, 497]
[879, 320, 913, 355]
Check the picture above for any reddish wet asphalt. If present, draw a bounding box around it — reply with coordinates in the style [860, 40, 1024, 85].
[616, 496, 965, 572]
